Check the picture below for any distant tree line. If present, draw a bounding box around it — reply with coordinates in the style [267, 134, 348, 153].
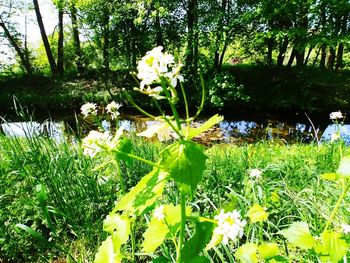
[0, 0, 349, 77]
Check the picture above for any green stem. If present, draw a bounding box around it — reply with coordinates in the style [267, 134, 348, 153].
[113, 150, 159, 168]
[192, 73, 206, 121]
[324, 180, 350, 232]
[130, 221, 136, 262]
[124, 92, 156, 119]
[180, 82, 189, 121]
[176, 191, 187, 263]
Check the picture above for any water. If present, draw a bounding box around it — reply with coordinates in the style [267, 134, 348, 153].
[0, 113, 331, 144]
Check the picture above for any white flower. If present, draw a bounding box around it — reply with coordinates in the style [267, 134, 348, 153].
[330, 111, 343, 120]
[136, 46, 184, 100]
[250, 169, 262, 180]
[342, 223, 350, 234]
[82, 130, 111, 157]
[213, 209, 246, 245]
[81, 102, 97, 117]
[106, 101, 122, 119]
[154, 205, 165, 220]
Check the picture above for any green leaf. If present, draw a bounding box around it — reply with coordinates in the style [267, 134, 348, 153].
[317, 231, 349, 263]
[320, 173, 339, 181]
[235, 243, 258, 263]
[15, 224, 48, 244]
[187, 114, 224, 139]
[336, 156, 350, 178]
[258, 243, 279, 260]
[114, 138, 133, 163]
[103, 214, 130, 246]
[278, 221, 315, 250]
[247, 204, 268, 223]
[160, 141, 207, 196]
[113, 167, 168, 215]
[94, 236, 123, 263]
[142, 204, 190, 253]
[181, 221, 214, 262]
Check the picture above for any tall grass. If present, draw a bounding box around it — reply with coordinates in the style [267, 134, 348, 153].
[0, 131, 348, 262]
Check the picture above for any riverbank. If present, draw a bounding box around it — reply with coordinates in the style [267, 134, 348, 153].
[1, 65, 350, 117]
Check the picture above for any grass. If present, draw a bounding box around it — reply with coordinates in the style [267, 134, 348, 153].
[0, 130, 349, 262]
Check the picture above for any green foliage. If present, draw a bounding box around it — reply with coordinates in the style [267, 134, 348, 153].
[160, 141, 207, 196]
[279, 221, 316, 250]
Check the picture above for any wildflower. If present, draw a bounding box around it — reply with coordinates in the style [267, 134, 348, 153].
[82, 130, 111, 157]
[106, 101, 122, 119]
[81, 102, 97, 117]
[250, 168, 262, 180]
[342, 223, 350, 234]
[213, 209, 246, 245]
[153, 205, 165, 220]
[136, 46, 184, 100]
[330, 111, 343, 120]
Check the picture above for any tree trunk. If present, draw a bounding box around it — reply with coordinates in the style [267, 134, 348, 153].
[102, 7, 110, 75]
[335, 13, 348, 70]
[185, 0, 198, 76]
[155, 11, 164, 47]
[33, 0, 57, 75]
[287, 48, 296, 68]
[320, 44, 326, 69]
[0, 21, 33, 75]
[277, 36, 288, 66]
[304, 46, 314, 66]
[267, 38, 273, 66]
[70, 3, 84, 74]
[312, 46, 321, 67]
[57, 7, 64, 75]
[327, 47, 336, 70]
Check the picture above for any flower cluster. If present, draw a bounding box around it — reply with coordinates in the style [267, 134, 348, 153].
[250, 168, 262, 180]
[136, 46, 184, 100]
[81, 102, 97, 118]
[153, 205, 165, 221]
[106, 101, 122, 119]
[342, 223, 350, 235]
[330, 111, 343, 120]
[213, 209, 246, 245]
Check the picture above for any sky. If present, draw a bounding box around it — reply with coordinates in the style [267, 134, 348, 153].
[0, 0, 57, 65]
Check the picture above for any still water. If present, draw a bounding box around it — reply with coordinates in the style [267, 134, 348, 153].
[0, 113, 335, 144]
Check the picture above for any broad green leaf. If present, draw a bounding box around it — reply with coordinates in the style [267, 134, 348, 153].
[113, 167, 168, 215]
[114, 138, 133, 163]
[320, 173, 339, 181]
[247, 204, 268, 223]
[160, 141, 207, 196]
[317, 231, 349, 263]
[94, 236, 122, 263]
[142, 204, 191, 253]
[258, 243, 279, 260]
[142, 213, 169, 253]
[235, 243, 258, 263]
[278, 221, 315, 250]
[336, 156, 350, 178]
[181, 221, 214, 262]
[187, 114, 224, 139]
[103, 214, 130, 247]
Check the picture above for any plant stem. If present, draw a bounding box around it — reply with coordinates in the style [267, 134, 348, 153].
[192, 73, 206, 120]
[124, 92, 156, 119]
[324, 180, 350, 232]
[130, 221, 136, 262]
[113, 150, 159, 168]
[176, 191, 187, 263]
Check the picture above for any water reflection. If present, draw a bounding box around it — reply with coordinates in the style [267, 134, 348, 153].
[0, 116, 329, 145]
[1, 121, 65, 142]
